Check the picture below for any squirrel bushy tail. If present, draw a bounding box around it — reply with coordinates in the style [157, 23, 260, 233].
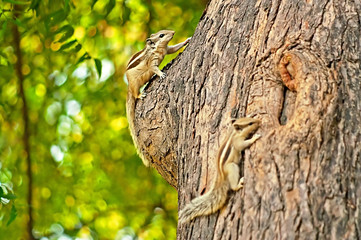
[126, 92, 149, 166]
[178, 180, 229, 223]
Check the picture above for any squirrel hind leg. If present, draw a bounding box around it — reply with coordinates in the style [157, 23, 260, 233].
[224, 162, 243, 191]
[128, 84, 138, 99]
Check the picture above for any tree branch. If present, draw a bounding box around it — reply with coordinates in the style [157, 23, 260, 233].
[12, 8, 34, 240]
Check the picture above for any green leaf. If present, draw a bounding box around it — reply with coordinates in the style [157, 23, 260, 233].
[46, 9, 68, 26]
[105, 0, 115, 17]
[73, 44, 82, 52]
[121, 2, 131, 23]
[58, 40, 77, 51]
[3, 0, 29, 5]
[7, 205, 17, 226]
[0, 21, 7, 38]
[76, 52, 91, 65]
[64, 0, 70, 12]
[10, 18, 26, 29]
[91, 0, 98, 9]
[56, 24, 72, 34]
[94, 59, 102, 78]
[2, 194, 16, 200]
[57, 25, 74, 43]
[29, 0, 40, 10]
[0, 51, 8, 66]
[0, 54, 8, 66]
[0, 187, 3, 198]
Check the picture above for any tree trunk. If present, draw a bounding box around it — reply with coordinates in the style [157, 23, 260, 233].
[13, 6, 35, 240]
[134, 0, 361, 239]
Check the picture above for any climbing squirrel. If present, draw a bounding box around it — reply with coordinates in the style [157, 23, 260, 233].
[178, 117, 261, 223]
[125, 30, 191, 166]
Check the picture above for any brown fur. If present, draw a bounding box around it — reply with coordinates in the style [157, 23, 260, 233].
[179, 117, 261, 223]
[125, 30, 191, 166]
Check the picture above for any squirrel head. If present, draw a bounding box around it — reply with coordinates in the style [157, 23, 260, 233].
[147, 30, 175, 48]
[231, 117, 260, 133]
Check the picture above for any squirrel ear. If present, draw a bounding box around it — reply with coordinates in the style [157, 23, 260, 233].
[230, 118, 237, 124]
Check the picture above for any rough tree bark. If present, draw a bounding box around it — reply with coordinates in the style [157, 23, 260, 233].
[133, 0, 361, 239]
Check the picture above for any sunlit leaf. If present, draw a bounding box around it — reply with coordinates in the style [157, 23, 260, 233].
[0, 52, 8, 66]
[7, 205, 17, 226]
[94, 59, 102, 78]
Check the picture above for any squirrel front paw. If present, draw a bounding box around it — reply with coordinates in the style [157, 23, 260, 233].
[139, 92, 147, 99]
[253, 133, 262, 140]
[160, 72, 167, 80]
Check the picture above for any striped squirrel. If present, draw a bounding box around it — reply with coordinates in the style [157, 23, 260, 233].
[179, 117, 261, 223]
[125, 30, 191, 166]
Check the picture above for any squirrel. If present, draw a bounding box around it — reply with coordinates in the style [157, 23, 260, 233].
[125, 30, 191, 166]
[178, 117, 261, 223]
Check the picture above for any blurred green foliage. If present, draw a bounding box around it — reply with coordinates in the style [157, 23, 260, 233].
[0, 0, 206, 239]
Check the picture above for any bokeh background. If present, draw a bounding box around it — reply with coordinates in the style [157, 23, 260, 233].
[0, 0, 207, 239]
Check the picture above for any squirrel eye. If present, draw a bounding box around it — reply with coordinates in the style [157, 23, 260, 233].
[159, 34, 165, 38]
